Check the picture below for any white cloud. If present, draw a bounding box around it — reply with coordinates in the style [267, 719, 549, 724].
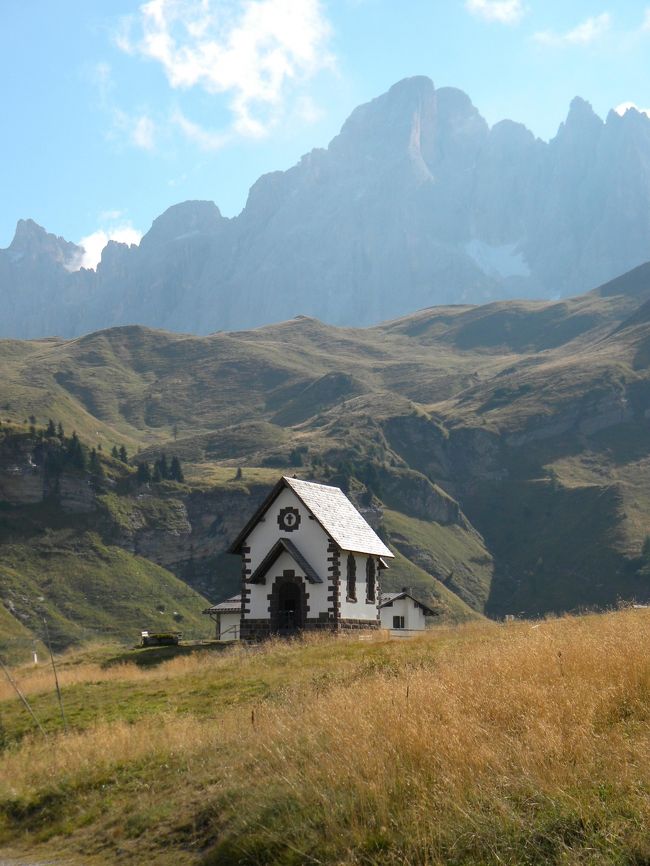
[642, 8, 650, 31]
[73, 225, 143, 271]
[171, 109, 231, 149]
[93, 62, 114, 103]
[118, 0, 334, 138]
[294, 94, 323, 124]
[466, 0, 524, 25]
[132, 114, 156, 149]
[92, 66, 158, 152]
[112, 109, 157, 150]
[98, 209, 125, 222]
[614, 101, 650, 119]
[534, 13, 611, 46]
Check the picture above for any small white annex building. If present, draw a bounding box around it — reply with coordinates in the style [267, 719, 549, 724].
[379, 589, 437, 634]
[227, 476, 394, 640]
[203, 595, 241, 641]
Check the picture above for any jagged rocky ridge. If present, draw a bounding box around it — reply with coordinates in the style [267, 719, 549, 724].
[4, 77, 650, 338]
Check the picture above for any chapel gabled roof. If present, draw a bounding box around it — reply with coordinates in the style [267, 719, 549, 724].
[228, 476, 394, 559]
[379, 591, 438, 617]
[203, 595, 242, 614]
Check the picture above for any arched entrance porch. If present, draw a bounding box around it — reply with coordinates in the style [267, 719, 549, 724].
[270, 569, 307, 634]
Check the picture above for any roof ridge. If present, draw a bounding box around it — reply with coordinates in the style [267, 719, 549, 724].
[229, 475, 394, 559]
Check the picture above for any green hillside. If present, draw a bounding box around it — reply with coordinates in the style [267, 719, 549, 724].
[0, 533, 208, 659]
[2, 262, 650, 644]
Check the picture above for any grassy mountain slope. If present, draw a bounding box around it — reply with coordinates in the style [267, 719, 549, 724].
[2, 262, 650, 637]
[0, 429, 212, 659]
[0, 532, 208, 658]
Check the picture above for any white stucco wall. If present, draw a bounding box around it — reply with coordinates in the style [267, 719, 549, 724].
[246, 487, 330, 575]
[217, 611, 241, 640]
[380, 597, 427, 631]
[247, 547, 331, 620]
[339, 552, 380, 622]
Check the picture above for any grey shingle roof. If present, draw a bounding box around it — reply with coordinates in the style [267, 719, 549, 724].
[284, 477, 394, 558]
[203, 595, 241, 614]
[379, 591, 437, 616]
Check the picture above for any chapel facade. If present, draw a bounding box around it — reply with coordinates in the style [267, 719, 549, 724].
[228, 476, 394, 640]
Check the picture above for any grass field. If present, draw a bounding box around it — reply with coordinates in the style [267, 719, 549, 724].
[1, 608, 649, 865]
[0, 531, 210, 661]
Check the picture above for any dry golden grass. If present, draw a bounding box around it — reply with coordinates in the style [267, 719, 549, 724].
[1, 611, 649, 865]
[0, 633, 326, 700]
[0, 661, 144, 702]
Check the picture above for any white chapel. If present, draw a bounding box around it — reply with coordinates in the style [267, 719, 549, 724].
[227, 476, 394, 640]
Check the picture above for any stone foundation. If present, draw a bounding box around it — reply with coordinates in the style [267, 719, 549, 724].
[239, 616, 379, 641]
[337, 618, 380, 631]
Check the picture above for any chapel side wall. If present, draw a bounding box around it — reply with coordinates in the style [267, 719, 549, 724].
[339, 553, 380, 623]
[380, 597, 409, 630]
[218, 612, 241, 640]
[406, 603, 427, 631]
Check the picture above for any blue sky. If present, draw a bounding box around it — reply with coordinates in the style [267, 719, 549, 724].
[3, 0, 650, 265]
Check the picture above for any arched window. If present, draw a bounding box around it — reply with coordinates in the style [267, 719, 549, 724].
[366, 556, 376, 602]
[346, 553, 357, 601]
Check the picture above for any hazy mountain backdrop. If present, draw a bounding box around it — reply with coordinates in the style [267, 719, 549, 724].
[4, 76, 650, 339]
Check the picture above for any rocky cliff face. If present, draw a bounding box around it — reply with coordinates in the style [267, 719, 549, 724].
[0, 426, 479, 605]
[3, 78, 650, 338]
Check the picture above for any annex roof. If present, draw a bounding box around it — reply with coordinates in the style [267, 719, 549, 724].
[203, 595, 241, 615]
[228, 476, 394, 559]
[379, 591, 438, 617]
[249, 538, 323, 584]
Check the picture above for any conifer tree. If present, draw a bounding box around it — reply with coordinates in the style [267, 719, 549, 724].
[119, 445, 128, 463]
[45, 419, 56, 438]
[137, 461, 151, 484]
[152, 462, 163, 483]
[111, 445, 119, 459]
[57, 422, 64, 440]
[159, 452, 169, 479]
[67, 431, 86, 470]
[643, 536, 650, 561]
[89, 448, 104, 478]
[170, 455, 184, 483]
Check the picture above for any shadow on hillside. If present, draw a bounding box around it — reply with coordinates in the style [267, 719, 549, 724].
[102, 640, 229, 669]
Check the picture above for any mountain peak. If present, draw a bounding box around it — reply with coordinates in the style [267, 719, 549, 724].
[8, 218, 81, 266]
[140, 200, 224, 250]
[558, 96, 603, 137]
[385, 75, 436, 101]
[10, 218, 48, 250]
[328, 75, 441, 170]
